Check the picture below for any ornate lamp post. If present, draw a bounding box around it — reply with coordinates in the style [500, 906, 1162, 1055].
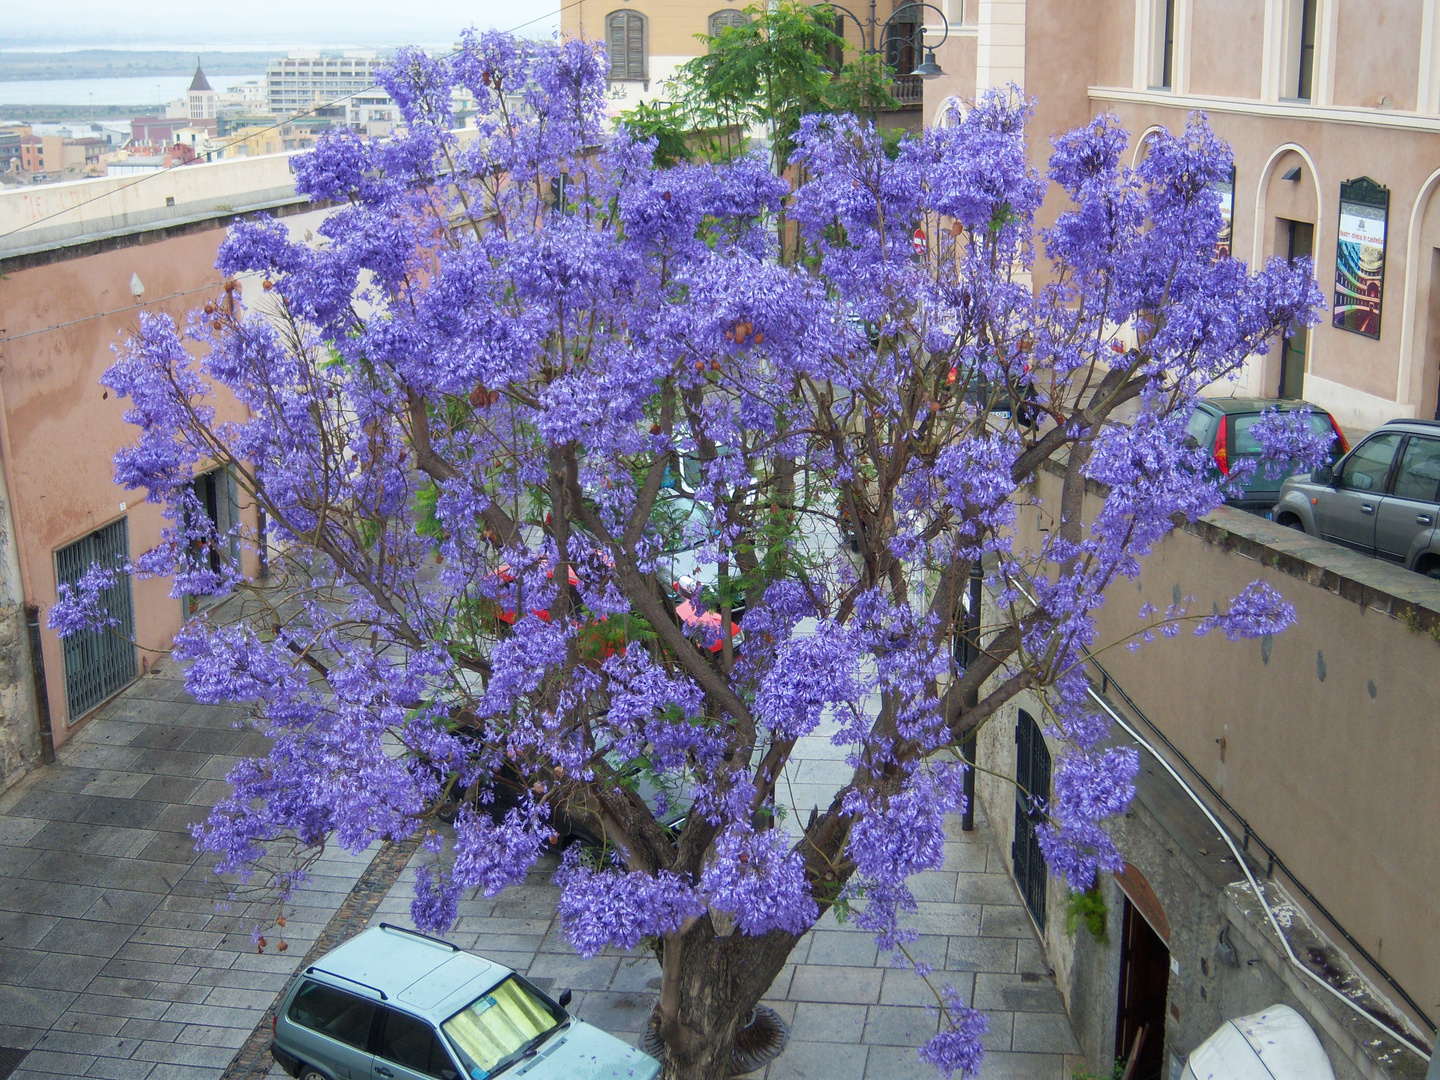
[826, 0, 950, 114]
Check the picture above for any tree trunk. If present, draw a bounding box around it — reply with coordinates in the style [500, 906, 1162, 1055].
[655, 917, 800, 1080]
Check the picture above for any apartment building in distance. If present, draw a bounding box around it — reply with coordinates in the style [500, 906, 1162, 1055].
[924, 0, 1440, 432]
[266, 50, 397, 128]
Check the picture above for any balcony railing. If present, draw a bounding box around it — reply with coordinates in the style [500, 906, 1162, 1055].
[890, 74, 923, 105]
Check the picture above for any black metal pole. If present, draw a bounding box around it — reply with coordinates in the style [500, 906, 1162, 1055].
[23, 603, 56, 765]
[960, 559, 982, 831]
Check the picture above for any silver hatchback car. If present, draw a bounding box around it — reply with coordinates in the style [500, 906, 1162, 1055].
[270, 924, 661, 1080]
[1274, 418, 1440, 579]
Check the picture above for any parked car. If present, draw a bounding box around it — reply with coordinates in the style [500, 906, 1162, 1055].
[1184, 397, 1349, 513]
[271, 923, 661, 1080]
[1273, 418, 1440, 579]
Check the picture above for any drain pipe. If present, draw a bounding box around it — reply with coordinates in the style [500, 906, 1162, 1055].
[23, 603, 55, 765]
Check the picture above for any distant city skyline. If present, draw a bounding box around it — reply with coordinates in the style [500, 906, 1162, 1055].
[1, 0, 561, 49]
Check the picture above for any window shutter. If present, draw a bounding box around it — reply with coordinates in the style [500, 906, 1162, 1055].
[625, 13, 645, 81]
[605, 11, 646, 81]
[709, 9, 748, 37]
[606, 14, 627, 80]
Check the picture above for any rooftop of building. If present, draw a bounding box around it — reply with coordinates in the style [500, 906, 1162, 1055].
[188, 64, 212, 93]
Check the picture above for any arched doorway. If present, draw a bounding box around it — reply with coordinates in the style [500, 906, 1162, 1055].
[1013, 709, 1050, 927]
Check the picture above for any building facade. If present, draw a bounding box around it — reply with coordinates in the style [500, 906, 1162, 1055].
[924, 0, 1440, 431]
[0, 156, 327, 786]
[265, 51, 396, 127]
[560, 0, 929, 125]
[974, 470, 1440, 1078]
[188, 63, 217, 121]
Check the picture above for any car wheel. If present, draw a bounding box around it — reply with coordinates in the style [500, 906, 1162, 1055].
[1278, 515, 1305, 532]
[299, 1068, 332, 1080]
[1425, 565, 1440, 581]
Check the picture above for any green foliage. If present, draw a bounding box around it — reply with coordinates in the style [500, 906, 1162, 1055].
[622, 1, 902, 175]
[1069, 1060, 1126, 1080]
[1065, 886, 1110, 946]
[616, 99, 695, 167]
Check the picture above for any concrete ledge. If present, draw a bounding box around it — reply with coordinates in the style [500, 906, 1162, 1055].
[1188, 506, 1440, 634]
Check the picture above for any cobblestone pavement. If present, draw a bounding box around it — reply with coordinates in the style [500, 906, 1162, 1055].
[343, 806, 1084, 1080]
[0, 668, 376, 1080]
[1, 668, 1084, 1080]
[332, 707, 1086, 1080]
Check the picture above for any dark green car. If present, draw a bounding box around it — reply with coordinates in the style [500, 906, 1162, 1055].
[1184, 397, 1348, 513]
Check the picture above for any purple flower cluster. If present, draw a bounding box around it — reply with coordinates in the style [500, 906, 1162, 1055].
[77, 31, 1329, 1078]
[555, 851, 705, 957]
[699, 828, 819, 936]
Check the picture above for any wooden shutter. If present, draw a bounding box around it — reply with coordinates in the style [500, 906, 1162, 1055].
[606, 13, 627, 80]
[605, 11, 646, 81]
[708, 8, 748, 36]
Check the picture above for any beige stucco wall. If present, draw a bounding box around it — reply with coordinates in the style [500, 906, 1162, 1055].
[0, 228, 264, 740]
[1332, 0, 1422, 112]
[1012, 468, 1440, 1033]
[1186, 0, 1265, 100]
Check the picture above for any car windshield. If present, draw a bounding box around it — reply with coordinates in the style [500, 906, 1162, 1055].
[1232, 411, 1336, 456]
[442, 977, 562, 1078]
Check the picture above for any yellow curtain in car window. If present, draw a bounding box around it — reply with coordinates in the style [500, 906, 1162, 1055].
[444, 979, 553, 1072]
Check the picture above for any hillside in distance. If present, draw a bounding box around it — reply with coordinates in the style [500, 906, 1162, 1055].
[0, 51, 279, 82]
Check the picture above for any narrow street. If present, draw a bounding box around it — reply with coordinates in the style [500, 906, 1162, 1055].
[1, 668, 1084, 1080]
[0, 668, 375, 1080]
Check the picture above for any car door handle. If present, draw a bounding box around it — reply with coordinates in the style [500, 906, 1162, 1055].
[1420, 514, 1435, 526]
[1360, 504, 1375, 514]
[376, 1069, 394, 1079]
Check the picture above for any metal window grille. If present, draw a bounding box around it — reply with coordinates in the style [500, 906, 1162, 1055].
[55, 518, 137, 720]
[1012, 708, 1051, 926]
[606, 11, 647, 82]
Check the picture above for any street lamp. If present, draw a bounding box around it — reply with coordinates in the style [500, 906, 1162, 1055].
[826, 0, 951, 101]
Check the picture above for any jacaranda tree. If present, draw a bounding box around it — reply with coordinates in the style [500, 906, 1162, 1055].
[55, 30, 1328, 1080]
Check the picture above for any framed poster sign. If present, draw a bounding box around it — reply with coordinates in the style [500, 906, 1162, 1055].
[1333, 177, 1389, 339]
[1213, 164, 1235, 259]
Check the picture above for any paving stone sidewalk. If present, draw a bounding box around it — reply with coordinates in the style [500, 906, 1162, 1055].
[0, 668, 376, 1080]
[345, 811, 1086, 1080]
[0, 667, 1085, 1080]
[237, 697, 1085, 1080]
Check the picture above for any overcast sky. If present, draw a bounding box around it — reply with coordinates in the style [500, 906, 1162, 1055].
[2, 0, 560, 50]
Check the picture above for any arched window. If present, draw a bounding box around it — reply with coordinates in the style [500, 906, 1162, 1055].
[933, 95, 965, 128]
[708, 8, 749, 37]
[606, 10, 648, 83]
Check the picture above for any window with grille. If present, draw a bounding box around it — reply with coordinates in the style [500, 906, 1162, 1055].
[708, 9, 748, 39]
[606, 11, 648, 83]
[54, 518, 137, 720]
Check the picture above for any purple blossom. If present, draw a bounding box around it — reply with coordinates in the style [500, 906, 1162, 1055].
[91, 35, 1328, 1076]
[49, 565, 121, 638]
[555, 852, 705, 957]
[919, 986, 989, 1079]
[699, 828, 819, 937]
[1197, 581, 1297, 640]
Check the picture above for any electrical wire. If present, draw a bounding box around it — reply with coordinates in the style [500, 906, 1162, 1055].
[0, 0, 591, 245]
[0, 281, 234, 344]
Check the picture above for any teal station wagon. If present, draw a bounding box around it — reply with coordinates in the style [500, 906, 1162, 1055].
[270, 924, 661, 1080]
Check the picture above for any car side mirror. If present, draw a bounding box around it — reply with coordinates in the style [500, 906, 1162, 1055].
[557, 988, 573, 1008]
[440, 1070, 460, 1080]
[1313, 464, 1335, 486]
